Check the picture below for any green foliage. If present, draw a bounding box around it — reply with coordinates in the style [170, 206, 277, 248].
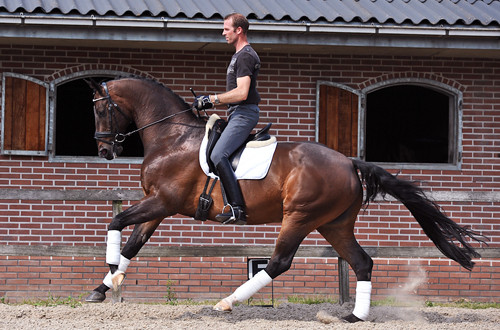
[287, 295, 337, 305]
[425, 298, 500, 309]
[22, 293, 83, 308]
[163, 279, 177, 304]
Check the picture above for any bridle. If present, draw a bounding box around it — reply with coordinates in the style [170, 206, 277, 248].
[93, 82, 133, 146]
[92, 81, 196, 147]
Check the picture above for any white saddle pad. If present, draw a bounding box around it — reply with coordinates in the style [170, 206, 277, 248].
[199, 115, 277, 180]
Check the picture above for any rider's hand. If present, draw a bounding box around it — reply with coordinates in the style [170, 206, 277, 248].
[193, 95, 213, 110]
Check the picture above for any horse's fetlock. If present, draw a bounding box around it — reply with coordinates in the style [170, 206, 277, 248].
[266, 258, 292, 278]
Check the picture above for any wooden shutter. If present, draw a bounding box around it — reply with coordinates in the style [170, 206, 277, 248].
[318, 84, 358, 157]
[2, 74, 48, 155]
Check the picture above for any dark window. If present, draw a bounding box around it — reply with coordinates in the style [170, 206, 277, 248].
[365, 85, 451, 163]
[55, 77, 143, 157]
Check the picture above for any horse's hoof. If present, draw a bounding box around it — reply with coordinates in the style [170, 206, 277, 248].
[213, 299, 232, 312]
[342, 313, 364, 323]
[111, 271, 126, 291]
[85, 291, 106, 303]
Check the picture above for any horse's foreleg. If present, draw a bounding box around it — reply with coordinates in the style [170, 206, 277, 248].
[86, 196, 167, 303]
[107, 216, 164, 286]
[87, 219, 163, 303]
[214, 222, 309, 311]
[106, 195, 166, 271]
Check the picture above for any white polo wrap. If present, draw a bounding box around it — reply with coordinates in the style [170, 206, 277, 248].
[228, 270, 272, 303]
[118, 255, 131, 272]
[352, 281, 372, 321]
[106, 230, 121, 265]
[102, 254, 131, 288]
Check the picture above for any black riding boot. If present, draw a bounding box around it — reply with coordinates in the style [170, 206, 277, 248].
[215, 158, 247, 225]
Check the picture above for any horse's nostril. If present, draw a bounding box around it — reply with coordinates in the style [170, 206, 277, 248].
[99, 148, 108, 158]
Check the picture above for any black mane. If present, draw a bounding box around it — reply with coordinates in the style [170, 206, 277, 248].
[113, 75, 191, 111]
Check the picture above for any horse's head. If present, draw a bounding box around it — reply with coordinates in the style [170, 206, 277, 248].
[87, 79, 133, 160]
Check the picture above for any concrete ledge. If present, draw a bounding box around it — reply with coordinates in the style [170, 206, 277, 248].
[0, 244, 498, 259]
[0, 189, 498, 202]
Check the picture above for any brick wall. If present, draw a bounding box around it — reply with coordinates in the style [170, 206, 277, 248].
[0, 256, 497, 303]
[0, 44, 498, 303]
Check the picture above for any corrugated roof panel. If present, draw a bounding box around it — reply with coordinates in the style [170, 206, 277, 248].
[310, 0, 346, 21]
[0, 0, 498, 26]
[440, 0, 481, 24]
[329, 1, 367, 23]
[457, 0, 498, 24]
[207, 0, 237, 18]
[241, 0, 274, 20]
[405, 1, 446, 24]
[418, 0, 462, 24]
[267, 0, 304, 21]
[284, 0, 326, 22]
[167, 0, 199, 17]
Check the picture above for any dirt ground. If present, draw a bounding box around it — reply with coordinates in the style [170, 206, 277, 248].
[0, 301, 498, 330]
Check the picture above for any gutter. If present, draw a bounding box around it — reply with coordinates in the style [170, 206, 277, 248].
[1, 13, 499, 38]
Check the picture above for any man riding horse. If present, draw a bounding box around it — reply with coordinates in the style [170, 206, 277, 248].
[193, 13, 261, 225]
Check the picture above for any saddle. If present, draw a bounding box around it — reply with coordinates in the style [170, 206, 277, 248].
[195, 114, 276, 222]
[205, 115, 273, 175]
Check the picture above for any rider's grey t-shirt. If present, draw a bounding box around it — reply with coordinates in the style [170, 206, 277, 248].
[226, 44, 261, 106]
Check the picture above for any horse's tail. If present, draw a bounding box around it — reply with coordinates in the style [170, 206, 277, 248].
[352, 159, 487, 271]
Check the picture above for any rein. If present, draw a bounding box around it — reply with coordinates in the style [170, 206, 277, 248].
[93, 82, 197, 145]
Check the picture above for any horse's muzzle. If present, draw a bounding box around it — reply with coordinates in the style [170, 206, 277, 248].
[99, 144, 123, 160]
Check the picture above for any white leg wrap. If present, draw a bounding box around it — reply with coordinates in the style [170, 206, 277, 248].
[352, 281, 372, 321]
[118, 255, 131, 272]
[106, 230, 121, 265]
[103, 271, 113, 288]
[102, 255, 131, 288]
[227, 270, 272, 304]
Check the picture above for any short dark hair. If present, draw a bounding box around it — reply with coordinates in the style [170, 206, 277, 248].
[224, 13, 249, 34]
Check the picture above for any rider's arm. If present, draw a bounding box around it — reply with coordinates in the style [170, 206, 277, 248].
[209, 76, 250, 105]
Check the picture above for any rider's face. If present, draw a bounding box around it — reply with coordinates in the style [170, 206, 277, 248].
[223, 18, 239, 46]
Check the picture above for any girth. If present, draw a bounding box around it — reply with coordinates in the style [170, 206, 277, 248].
[206, 119, 272, 175]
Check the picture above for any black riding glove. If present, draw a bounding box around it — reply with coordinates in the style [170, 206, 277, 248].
[193, 95, 213, 110]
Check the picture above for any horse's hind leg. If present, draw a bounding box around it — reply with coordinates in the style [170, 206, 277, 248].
[317, 199, 373, 323]
[214, 218, 313, 311]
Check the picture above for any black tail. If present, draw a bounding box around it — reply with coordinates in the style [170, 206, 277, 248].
[352, 159, 487, 271]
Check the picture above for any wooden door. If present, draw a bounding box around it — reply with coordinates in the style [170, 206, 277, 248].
[318, 84, 358, 157]
[2, 74, 48, 155]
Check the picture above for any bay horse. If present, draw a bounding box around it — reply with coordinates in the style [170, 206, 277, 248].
[85, 77, 484, 322]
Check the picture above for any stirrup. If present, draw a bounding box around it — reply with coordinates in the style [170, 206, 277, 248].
[216, 204, 246, 225]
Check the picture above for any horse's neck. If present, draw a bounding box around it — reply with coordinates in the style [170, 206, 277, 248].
[135, 103, 203, 154]
[119, 82, 203, 153]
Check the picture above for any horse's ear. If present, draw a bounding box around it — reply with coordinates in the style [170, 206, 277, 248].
[84, 78, 102, 94]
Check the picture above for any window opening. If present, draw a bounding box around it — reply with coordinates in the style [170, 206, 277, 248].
[365, 85, 452, 164]
[55, 77, 143, 157]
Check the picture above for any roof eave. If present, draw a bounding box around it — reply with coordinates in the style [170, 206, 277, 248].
[1, 15, 499, 57]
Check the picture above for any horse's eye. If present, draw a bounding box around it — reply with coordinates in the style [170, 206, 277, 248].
[94, 104, 107, 118]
